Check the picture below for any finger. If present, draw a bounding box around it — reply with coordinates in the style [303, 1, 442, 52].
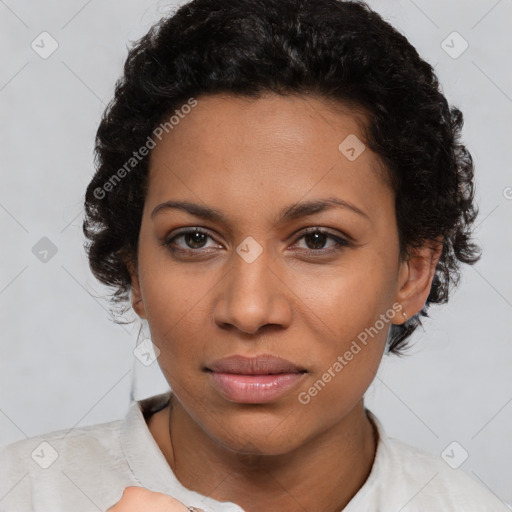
[107, 486, 195, 511]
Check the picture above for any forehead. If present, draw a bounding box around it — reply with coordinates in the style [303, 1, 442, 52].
[145, 93, 392, 223]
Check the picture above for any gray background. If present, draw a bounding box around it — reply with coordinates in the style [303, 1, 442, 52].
[1, 0, 511, 506]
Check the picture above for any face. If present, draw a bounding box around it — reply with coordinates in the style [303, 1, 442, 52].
[130, 93, 430, 455]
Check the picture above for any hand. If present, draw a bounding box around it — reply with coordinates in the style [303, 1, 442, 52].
[107, 486, 202, 511]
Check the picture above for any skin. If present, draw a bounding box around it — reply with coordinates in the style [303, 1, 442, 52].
[108, 487, 187, 511]
[123, 93, 441, 512]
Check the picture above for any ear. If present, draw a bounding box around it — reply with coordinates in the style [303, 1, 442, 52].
[125, 257, 147, 319]
[392, 239, 443, 325]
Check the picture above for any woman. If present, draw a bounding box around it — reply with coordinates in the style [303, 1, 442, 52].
[1, 0, 507, 510]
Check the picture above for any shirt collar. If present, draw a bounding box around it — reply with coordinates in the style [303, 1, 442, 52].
[121, 391, 244, 511]
[121, 392, 388, 511]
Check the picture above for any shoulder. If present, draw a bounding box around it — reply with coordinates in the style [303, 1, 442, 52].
[0, 419, 134, 512]
[0, 417, 124, 471]
[351, 411, 510, 511]
[380, 434, 509, 511]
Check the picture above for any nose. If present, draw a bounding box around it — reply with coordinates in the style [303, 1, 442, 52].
[213, 244, 292, 336]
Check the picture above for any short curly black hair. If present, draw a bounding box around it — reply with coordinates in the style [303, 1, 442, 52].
[83, 0, 480, 354]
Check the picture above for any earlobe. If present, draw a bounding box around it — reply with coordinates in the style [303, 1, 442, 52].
[393, 240, 442, 324]
[131, 289, 147, 320]
[125, 257, 147, 319]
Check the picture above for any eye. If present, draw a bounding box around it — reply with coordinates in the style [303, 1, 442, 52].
[161, 226, 350, 257]
[162, 227, 221, 255]
[291, 228, 350, 254]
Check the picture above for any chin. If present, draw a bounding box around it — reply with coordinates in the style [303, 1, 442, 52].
[203, 406, 313, 456]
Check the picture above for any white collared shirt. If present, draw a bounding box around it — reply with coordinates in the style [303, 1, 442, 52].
[0, 392, 509, 511]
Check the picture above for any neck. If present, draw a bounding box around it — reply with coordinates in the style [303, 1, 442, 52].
[148, 396, 378, 512]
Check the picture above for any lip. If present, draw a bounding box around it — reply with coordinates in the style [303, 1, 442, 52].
[206, 354, 307, 404]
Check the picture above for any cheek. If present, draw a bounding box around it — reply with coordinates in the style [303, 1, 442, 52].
[136, 242, 219, 367]
[289, 259, 394, 399]
[289, 252, 397, 337]
[140, 245, 396, 350]
[292, 275, 391, 418]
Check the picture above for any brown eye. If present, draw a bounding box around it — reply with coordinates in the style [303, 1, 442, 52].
[162, 227, 219, 254]
[182, 231, 208, 249]
[293, 228, 349, 254]
[303, 231, 329, 250]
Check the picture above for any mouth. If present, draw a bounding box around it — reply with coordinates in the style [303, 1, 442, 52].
[205, 354, 307, 404]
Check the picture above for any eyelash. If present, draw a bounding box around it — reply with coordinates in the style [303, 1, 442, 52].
[161, 227, 350, 257]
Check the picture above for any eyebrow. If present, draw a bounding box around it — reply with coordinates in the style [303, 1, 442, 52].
[150, 197, 370, 224]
